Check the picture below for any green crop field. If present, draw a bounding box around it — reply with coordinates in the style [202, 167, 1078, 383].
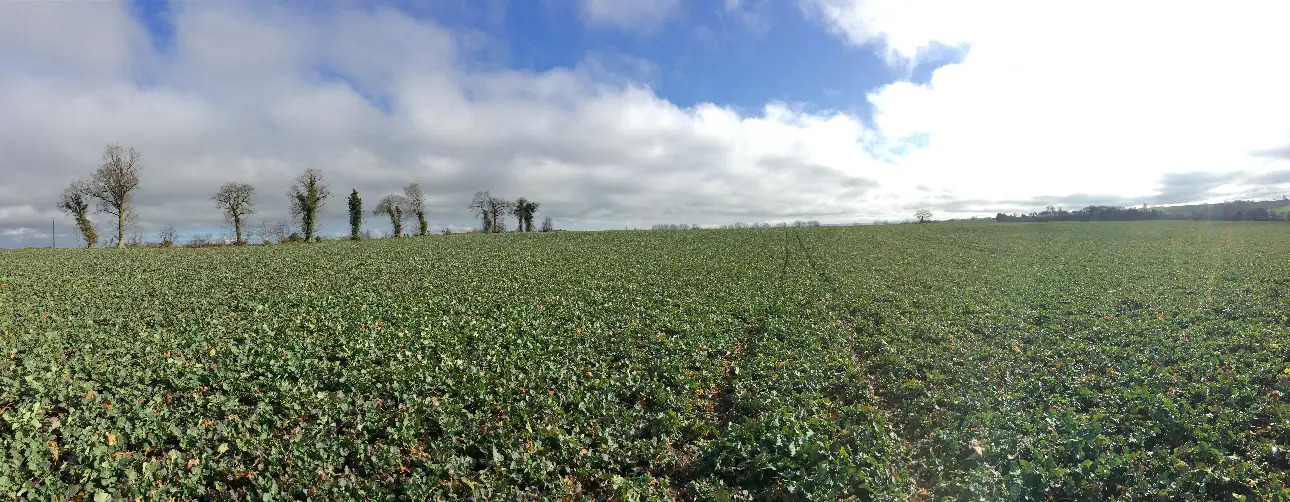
[3, 221, 1290, 500]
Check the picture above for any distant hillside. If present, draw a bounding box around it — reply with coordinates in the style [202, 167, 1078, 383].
[997, 198, 1290, 222]
[1155, 198, 1290, 217]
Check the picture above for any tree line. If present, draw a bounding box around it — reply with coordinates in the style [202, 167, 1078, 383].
[650, 220, 821, 231]
[57, 144, 553, 248]
[995, 200, 1290, 223]
[466, 191, 551, 233]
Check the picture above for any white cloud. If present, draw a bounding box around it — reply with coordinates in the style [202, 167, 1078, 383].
[580, 0, 681, 32]
[0, 0, 890, 246]
[813, 0, 1290, 213]
[2, 1, 1289, 247]
[0, 1, 148, 80]
[1, 227, 38, 238]
[799, 0, 980, 65]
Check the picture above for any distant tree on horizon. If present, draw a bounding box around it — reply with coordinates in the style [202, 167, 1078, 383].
[469, 191, 492, 232]
[158, 225, 177, 247]
[404, 183, 428, 236]
[540, 216, 554, 232]
[915, 209, 933, 223]
[287, 168, 330, 241]
[511, 197, 528, 232]
[250, 220, 287, 244]
[347, 189, 363, 240]
[213, 181, 256, 244]
[485, 196, 511, 233]
[84, 144, 143, 248]
[512, 198, 541, 232]
[58, 180, 97, 248]
[374, 194, 410, 237]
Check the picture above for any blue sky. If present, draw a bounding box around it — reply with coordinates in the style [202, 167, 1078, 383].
[127, 0, 958, 122]
[0, 0, 1288, 247]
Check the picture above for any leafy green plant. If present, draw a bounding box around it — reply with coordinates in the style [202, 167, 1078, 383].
[2, 221, 1288, 499]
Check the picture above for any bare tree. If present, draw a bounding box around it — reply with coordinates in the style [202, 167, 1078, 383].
[254, 220, 291, 244]
[58, 180, 98, 248]
[486, 196, 512, 233]
[465, 192, 512, 233]
[403, 183, 428, 236]
[213, 182, 256, 243]
[253, 221, 270, 244]
[84, 144, 143, 248]
[287, 169, 330, 241]
[158, 225, 178, 247]
[915, 209, 933, 223]
[126, 212, 145, 246]
[540, 216, 554, 232]
[374, 194, 410, 237]
[468, 190, 491, 232]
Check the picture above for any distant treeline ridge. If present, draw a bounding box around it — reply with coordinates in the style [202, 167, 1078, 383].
[997, 199, 1290, 223]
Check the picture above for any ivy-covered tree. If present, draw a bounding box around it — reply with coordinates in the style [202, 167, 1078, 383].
[469, 191, 492, 232]
[374, 194, 410, 237]
[58, 180, 97, 248]
[347, 189, 363, 240]
[404, 183, 428, 236]
[287, 168, 330, 241]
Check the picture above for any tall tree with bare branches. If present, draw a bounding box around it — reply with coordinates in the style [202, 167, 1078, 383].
[84, 144, 142, 248]
[58, 180, 97, 248]
[486, 196, 512, 233]
[213, 182, 256, 244]
[374, 194, 410, 237]
[468, 190, 492, 232]
[287, 169, 331, 241]
[403, 183, 428, 236]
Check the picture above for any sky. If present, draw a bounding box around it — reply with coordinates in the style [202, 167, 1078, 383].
[2, 0, 1289, 247]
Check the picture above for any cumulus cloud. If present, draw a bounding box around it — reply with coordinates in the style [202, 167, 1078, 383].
[798, 0, 978, 65]
[850, 0, 1290, 210]
[0, 0, 890, 246]
[3, 0, 1290, 247]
